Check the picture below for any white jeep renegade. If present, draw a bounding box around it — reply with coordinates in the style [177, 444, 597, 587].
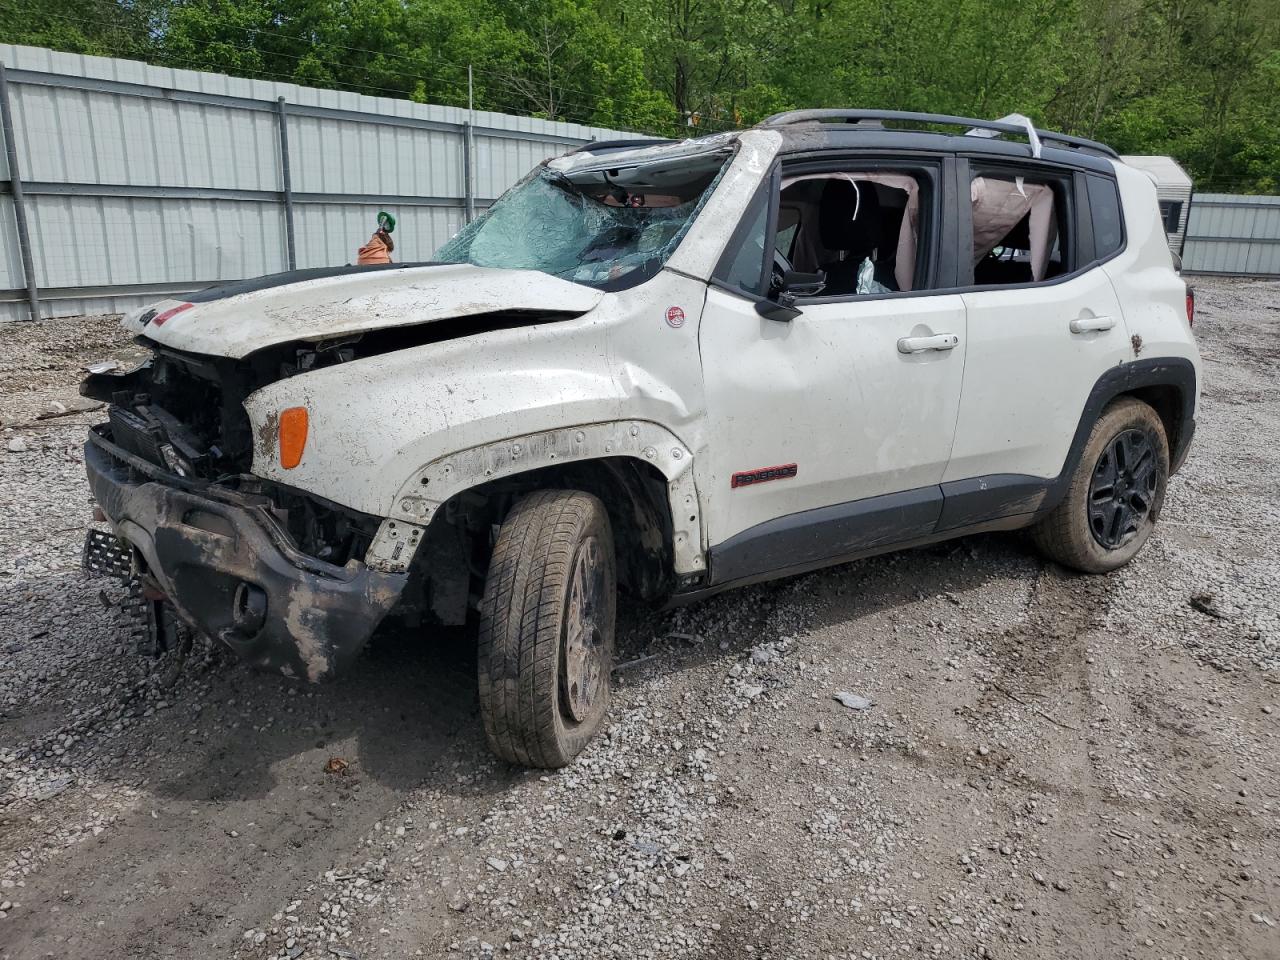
[82, 110, 1200, 767]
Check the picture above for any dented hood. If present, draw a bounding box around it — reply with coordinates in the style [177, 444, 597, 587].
[122, 263, 604, 359]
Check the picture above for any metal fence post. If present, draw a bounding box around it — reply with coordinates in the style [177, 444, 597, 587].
[275, 96, 297, 270]
[462, 121, 476, 223]
[0, 62, 40, 321]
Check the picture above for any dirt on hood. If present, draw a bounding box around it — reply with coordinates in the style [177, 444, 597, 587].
[121, 263, 603, 360]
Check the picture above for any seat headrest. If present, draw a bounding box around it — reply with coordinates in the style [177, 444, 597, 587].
[819, 179, 882, 259]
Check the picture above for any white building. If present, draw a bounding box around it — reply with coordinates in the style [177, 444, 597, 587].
[1120, 155, 1194, 256]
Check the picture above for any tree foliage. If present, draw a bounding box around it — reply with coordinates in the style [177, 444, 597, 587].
[1, 0, 1276, 190]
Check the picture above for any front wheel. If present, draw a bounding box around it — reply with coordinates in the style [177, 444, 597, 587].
[477, 490, 616, 768]
[1032, 397, 1169, 573]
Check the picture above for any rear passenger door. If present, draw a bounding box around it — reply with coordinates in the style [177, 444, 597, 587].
[941, 160, 1130, 526]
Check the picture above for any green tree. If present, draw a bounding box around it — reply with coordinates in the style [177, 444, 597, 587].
[0, 0, 153, 59]
[2, 0, 1278, 192]
[155, 0, 275, 77]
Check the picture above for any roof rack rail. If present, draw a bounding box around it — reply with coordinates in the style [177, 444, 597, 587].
[571, 138, 675, 155]
[757, 109, 1118, 159]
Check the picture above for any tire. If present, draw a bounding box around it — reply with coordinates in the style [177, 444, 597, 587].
[1032, 396, 1169, 573]
[477, 490, 616, 768]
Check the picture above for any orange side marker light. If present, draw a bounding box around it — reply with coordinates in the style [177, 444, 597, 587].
[279, 407, 309, 469]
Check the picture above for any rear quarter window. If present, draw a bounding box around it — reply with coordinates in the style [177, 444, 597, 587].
[1087, 175, 1124, 260]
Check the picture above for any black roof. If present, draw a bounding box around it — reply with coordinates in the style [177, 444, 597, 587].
[755, 110, 1118, 174]
[565, 112, 1120, 176]
[760, 110, 1117, 157]
[571, 138, 675, 155]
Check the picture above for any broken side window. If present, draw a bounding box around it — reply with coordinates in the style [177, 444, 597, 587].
[715, 187, 771, 296]
[970, 173, 1070, 285]
[777, 172, 925, 296]
[435, 152, 729, 291]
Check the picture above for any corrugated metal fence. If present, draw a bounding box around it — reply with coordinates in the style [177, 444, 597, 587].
[1182, 193, 1280, 277]
[4, 43, 1276, 321]
[0, 44, 631, 321]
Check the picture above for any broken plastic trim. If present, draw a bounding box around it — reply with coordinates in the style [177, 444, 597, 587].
[966, 113, 1042, 159]
[87, 425, 378, 579]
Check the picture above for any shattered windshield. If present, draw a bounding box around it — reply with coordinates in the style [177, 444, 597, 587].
[434, 150, 729, 290]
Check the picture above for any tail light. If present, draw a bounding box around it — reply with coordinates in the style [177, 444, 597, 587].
[278, 407, 309, 469]
[1185, 286, 1195, 328]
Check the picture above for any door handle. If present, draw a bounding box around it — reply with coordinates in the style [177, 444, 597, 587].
[1069, 315, 1115, 333]
[897, 333, 960, 354]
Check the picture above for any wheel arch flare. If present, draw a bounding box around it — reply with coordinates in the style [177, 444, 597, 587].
[363, 420, 706, 578]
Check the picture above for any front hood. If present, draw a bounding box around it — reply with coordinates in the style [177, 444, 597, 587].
[123, 263, 604, 359]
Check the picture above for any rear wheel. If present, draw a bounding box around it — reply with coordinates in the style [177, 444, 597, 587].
[477, 490, 616, 768]
[1032, 397, 1169, 573]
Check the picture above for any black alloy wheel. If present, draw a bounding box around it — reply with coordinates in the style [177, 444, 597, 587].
[1087, 427, 1159, 549]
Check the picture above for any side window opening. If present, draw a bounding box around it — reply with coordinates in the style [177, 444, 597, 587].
[970, 173, 1070, 286]
[774, 207, 801, 262]
[716, 185, 771, 296]
[776, 171, 926, 296]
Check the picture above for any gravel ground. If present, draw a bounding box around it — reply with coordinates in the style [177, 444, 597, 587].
[1, 277, 1277, 960]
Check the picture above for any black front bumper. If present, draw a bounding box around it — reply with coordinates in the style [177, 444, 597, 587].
[85, 428, 407, 681]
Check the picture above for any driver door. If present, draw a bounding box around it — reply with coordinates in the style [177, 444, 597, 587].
[695, 159, 967, 584]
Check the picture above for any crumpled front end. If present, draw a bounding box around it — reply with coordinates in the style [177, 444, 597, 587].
[85, 427, 407, 681]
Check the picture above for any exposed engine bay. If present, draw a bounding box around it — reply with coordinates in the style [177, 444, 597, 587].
[82, 311, 565, 568]
[86, 339, 354, 478]
[87, 307, 580, 480]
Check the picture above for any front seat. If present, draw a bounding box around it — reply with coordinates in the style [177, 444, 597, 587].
[818, 179, 884, 295]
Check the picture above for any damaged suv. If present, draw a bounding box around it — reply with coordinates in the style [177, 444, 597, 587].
[82, 110, 1200, 767]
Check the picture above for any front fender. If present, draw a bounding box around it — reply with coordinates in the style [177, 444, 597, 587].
[388, 419, 705, 575]
[243, 316, 627, 516]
